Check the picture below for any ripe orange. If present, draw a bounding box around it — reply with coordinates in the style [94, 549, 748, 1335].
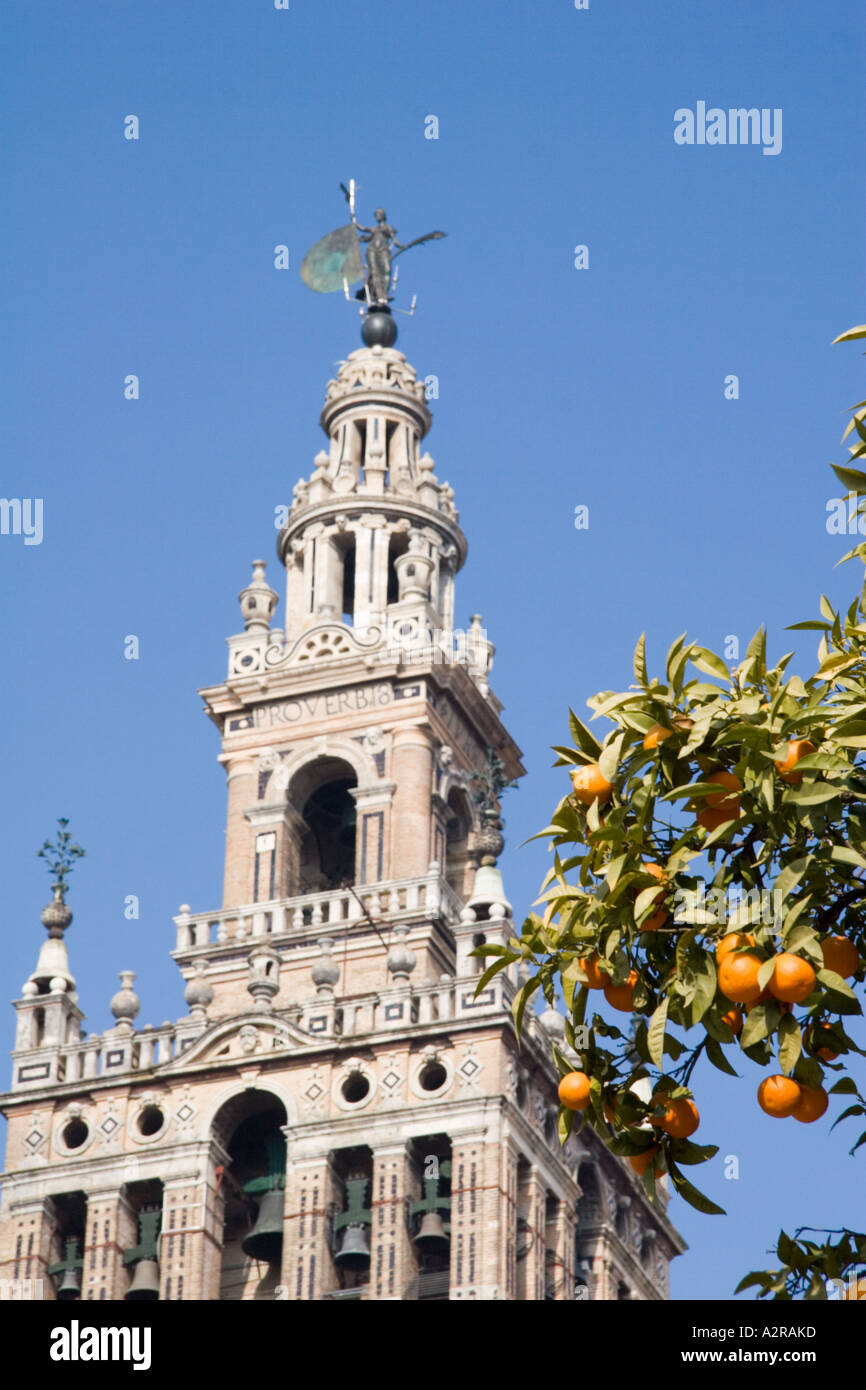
[571, 763, 613, 806]
[629, 1144, 660, 1175]
[820, 935, 860, 979]
[643, 724, 672, 750]
[698, 771, 742, 831]
[757, 1075, 802, 1118]
[791, 1085, 828, 1124]
[558, 1071, 592, 1112]
[774, 738, 817, 786]
[580, 952, 609, 990]
[602, 1096, 617, 1124]
[604, 970, 638, 1013]
[651, 1095, 700, 1138]
[705, 770, 742, 807]
[718, 951, 764, 1004]
[768, 953, 816, 1004]
[720, 1006, 743, 1036]
[638, 862, 668, 930]
[715, 932, 755, 963]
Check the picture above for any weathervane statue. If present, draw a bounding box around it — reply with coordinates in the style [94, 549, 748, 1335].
[300, 181, 445, 347]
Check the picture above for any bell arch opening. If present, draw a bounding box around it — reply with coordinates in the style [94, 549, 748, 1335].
[212, 1090, 288, 1301]
[444, 787, 473, 899]
[287, 756, 358, 894]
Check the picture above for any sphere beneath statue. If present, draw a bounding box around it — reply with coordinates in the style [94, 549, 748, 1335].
[362, 309, 397, 348]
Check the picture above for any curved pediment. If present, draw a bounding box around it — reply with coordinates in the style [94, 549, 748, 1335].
[158, 1014, 313, 1071]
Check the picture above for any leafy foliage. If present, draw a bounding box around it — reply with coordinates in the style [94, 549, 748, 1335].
[488, 329, 866, 1294]
[37, 818, 85, 897]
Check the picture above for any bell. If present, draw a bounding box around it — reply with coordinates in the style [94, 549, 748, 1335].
[125, 1258, 160, 1301]
[242, 1188, 284, 1264]
[333, 1223, 371, 1270]
[56, 1265, 82, 1301]
[414, 1211, 449, 1251]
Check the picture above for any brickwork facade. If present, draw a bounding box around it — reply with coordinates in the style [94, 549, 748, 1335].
[0, 335, 685, 1300]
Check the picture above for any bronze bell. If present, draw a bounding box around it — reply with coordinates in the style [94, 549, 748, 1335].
[56, 1265, 82, 1301]
[414, 1210, 449, 1251]
[125, 1259, 160, 1300]
[242, 1188, 284, 1264]
[333, 1223, 371, 1269]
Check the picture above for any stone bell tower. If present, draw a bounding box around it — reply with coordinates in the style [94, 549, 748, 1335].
[0, 318, 685, 1302]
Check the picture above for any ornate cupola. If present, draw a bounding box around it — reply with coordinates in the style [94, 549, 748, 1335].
[269, 344, 465, 665]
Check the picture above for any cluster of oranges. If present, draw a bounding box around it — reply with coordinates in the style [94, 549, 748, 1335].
[756, 1075, 829, 1123]
[557, 1070, 699, 1176]
[717, 932, 859, 1008]
[570, 736, 819, 834]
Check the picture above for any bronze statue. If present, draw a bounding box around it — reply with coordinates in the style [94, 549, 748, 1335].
[301, 183, 445, 308]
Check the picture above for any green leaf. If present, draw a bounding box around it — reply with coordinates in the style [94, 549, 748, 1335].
[473, 955, 514, 996]
[648, 998, 669, 1068]
[818, 967, 858, 1000]
[568, 709, 601, 759]
[633, 633, 648, 687]
[829, 1076, 859, 1095]
[741, 1004, 772, 1048]
[668, 1163, 726, 1215]
[511, 977, 541, 1041]
[778, 1014, 802, 1075]
[832, 325, 866, 343]
[784, 783, 843, 806]
[557, 1106, 575, 1144]
[690, 647, 731, 680]
[705, 1036, 739, 1076]
[669, 1139, 719, 1166]
[665, 632, 688, 684]
[832, 463, 866, 495]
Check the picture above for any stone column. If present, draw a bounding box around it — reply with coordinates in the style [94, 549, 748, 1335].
[0, 1195, 56, 1300]
[449, 1133, 491, 1299]
[222, 755, 259, 908]
[81, 1187, 138, 1301]
[160, 1173, 215, 1302]
[499, 1138, 520, 1300]
[389, 728, 433, 878]
[370, 1143, 416, 1301]
[551, 1193, 576, 1300]
[281, 1150, 338, 1301]
[519, 1165, 547, 1302]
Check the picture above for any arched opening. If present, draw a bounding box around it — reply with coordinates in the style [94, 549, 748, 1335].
[386, 531, 409, 605]
[444, 788, 472, 899]
[574, 1163, 602, 1297]
[287, 757, 358, 894]
[213, 1090, 288, 1302]
[336, 532, 356, 625]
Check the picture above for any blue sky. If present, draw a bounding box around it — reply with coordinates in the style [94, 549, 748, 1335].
[1, 0, 864, 1300]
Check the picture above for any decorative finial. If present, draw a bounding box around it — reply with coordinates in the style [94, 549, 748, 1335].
[110, 971, 140, 1027]
[387, 925, 417, 983]
[239, 560, 278, 633]
[468, 750, 516, 865]
[37, 818, 85, 915]
[300, 183, 446, 345]
[311, 938, 340, 997]
[184, 961, 214, 1018]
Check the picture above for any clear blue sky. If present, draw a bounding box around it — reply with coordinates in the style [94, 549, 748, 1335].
[1, 0, 864, 1300]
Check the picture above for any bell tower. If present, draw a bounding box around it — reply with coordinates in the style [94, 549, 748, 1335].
[0, 311, 685, 1303]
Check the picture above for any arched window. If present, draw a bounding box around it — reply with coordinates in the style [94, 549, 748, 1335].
[284, 757, 359, 894]
[212, 1090, 288, 1302]
[444, 789, 472, 899]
